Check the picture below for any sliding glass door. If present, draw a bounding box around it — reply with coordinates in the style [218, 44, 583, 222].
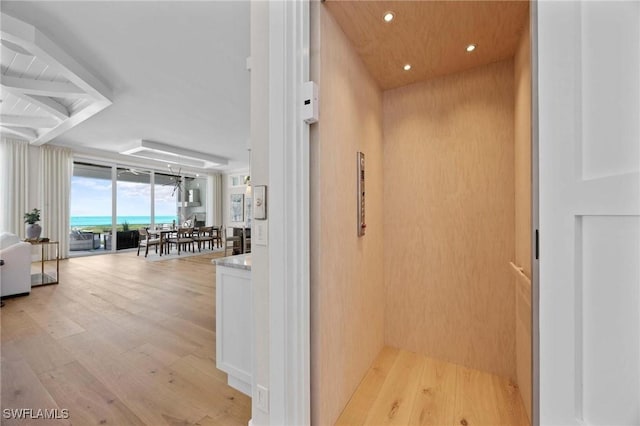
[70, 161, 206, 255]
[154, 172, 179, 228]
[114, 167, 151, 249]
[69, 163, 112, 253]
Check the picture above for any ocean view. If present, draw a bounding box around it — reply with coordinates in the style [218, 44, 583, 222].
[71, 215, 177, 228]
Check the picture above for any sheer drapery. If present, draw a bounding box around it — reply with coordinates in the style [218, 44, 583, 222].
[208, 173, 223, 227]
[0, 138, 30, 237]
[40, 145, 72, 259]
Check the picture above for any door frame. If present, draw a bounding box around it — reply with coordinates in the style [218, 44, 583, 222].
[531, 2, 540, 425]
[267, 0, 311, 424]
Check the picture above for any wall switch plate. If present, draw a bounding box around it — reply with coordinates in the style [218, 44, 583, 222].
[256, 385, 269, 413]
[255, 221, 268, 246]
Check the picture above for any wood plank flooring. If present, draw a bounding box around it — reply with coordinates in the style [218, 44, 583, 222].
[1, 251, 251, 426]
[336, 347, 529, 426]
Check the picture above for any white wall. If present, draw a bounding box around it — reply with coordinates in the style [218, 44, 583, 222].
[249, 1, 270, 424]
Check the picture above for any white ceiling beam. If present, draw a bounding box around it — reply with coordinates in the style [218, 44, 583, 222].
[1, 13, 112, 104]
[0, 125, 37, 141]
[0, 114, 58, 128]
[31, 99, 111, 145]
[1, 75, 87, 98]
[22, 94, 69, 121]
[1, 13, 113, 145]
[0, 39, 33, 57]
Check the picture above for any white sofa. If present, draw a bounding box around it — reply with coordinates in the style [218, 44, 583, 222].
[0, 232, 31, 298]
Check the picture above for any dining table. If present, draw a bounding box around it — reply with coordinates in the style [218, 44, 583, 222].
[148, 226, 222, 256]
[147, 228, 176, 256]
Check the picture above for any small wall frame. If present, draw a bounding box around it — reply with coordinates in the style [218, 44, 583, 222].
[230, 193, 244, 222]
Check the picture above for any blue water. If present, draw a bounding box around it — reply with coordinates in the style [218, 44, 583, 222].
[70, 216, 177, 227]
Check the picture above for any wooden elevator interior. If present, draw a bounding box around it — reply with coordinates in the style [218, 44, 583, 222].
[310, 1, 533, 424]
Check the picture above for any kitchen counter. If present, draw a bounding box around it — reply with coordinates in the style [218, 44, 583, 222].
[214, 253, 252, 396]
[213, 253, 251, 271]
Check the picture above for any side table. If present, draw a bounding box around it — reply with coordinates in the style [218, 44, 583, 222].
[25, 240, 59, 286]
[0, 259, 4, 306]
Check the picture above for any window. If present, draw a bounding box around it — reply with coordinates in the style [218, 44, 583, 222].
[154, 172, 179, 227]
[69, 162, 112, 252]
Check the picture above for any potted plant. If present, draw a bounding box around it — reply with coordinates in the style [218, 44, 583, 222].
[24, 208, 42, 240]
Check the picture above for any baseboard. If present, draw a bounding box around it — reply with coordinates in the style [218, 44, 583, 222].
[1, 291, 30, 300]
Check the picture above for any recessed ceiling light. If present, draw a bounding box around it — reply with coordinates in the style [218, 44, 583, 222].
[403, 64, 412, 71]
[466, 44, 476, 52]
[383, 11, 395, 22]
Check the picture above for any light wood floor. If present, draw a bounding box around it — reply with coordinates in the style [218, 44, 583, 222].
[336, 347, 529, 426]
[1, 251, 251, 426]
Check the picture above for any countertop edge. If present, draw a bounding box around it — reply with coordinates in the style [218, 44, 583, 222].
[213, 254, 252, 271]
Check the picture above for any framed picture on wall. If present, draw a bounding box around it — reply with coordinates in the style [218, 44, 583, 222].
[245, 194, 253, 225]
[230, 194, 244, 222]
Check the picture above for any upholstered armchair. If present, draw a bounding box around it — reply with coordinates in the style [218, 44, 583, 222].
[0, 232, 31, 297]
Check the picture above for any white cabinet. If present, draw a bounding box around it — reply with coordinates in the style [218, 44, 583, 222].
[215, 255, 252, 396]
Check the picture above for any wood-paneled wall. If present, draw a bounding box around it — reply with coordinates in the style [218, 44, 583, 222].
[309, 4, 386, 425]
[514, 17, 533, 423]
[383, 60, 516, 380]
[515, 18, 532, 280]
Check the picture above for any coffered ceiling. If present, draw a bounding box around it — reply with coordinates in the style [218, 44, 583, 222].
[1, 1, 250, 171]
[0, 13, 112, 145]
[324, 0, 529, 90]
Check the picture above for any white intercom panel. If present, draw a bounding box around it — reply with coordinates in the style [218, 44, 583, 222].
[302, 81, 318, 124]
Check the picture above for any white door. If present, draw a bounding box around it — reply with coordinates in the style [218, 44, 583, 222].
[537, 1, 640, 425]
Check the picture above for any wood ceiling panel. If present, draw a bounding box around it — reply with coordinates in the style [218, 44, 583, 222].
[21, 102, 42, 117]
[19, 57, 49, 81]
[0, 92, 22, 114]
[4, 52, 33, 79]
[51, 72, 68, 83]
[0, 46, 17, 68]
[324, 0, 529, 90]
[1, 94, 50, 118]
[37, 64, 57, 81]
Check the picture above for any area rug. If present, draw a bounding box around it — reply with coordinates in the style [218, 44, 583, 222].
[143, 246, 225, 261]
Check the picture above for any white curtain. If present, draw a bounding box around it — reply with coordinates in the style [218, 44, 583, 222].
[0, 138, 30, 238]
[208, 173, 223, 226]
[40, 145, 72, 259]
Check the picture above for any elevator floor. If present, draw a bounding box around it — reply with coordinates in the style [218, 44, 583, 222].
[336, 346, 529, 426]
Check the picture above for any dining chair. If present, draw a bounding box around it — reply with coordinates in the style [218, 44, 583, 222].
[224, 227, 242, 256]
[167, 227, 194, 255]
[137, 228, 161, 258]
[193, 226, 215, 251]
[242, 227, 251, 254]
[213, 226, 222, 248]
